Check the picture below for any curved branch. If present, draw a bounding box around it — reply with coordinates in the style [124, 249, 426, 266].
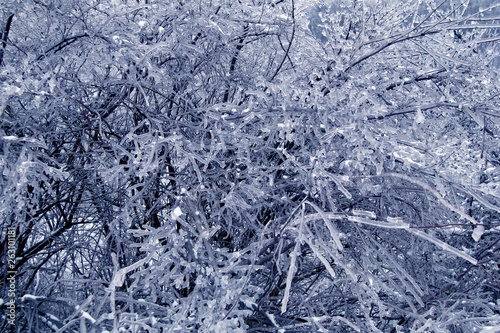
[36, 33, 90, 61]
[269, 0, 295, 81]
[384, 173, 480, 226]
[346, 30, 440, 71]
[16, 185, 84, 269]
[0, 14, 14, 67]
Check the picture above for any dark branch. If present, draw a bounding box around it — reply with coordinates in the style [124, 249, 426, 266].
[0, 14, 14, 67]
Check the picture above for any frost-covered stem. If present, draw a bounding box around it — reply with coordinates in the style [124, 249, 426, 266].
[410, 223, 496, 229]
[407, 228, 478, 265]
[330, 316, 361, 332]
[288, 212, 410, 229]
[444, 183, 500, 213]
[110, 253, 119, 332]
[346, 30, 439, 71]
[270, 0, 295, 81]
[347, 215, 410, 229]
[282, 201, 304, 313]
[305, 201, 344, 250]
[384, 173, 480, 225]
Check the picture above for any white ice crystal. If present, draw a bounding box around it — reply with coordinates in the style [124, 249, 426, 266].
[171, 206, 183, 220]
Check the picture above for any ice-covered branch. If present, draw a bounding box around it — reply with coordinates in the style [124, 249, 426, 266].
[408, 228, 477, 265]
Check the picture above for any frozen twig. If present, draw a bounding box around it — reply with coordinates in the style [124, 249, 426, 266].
[384, 173, 480, 225]
[408, 228, 478, 265]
